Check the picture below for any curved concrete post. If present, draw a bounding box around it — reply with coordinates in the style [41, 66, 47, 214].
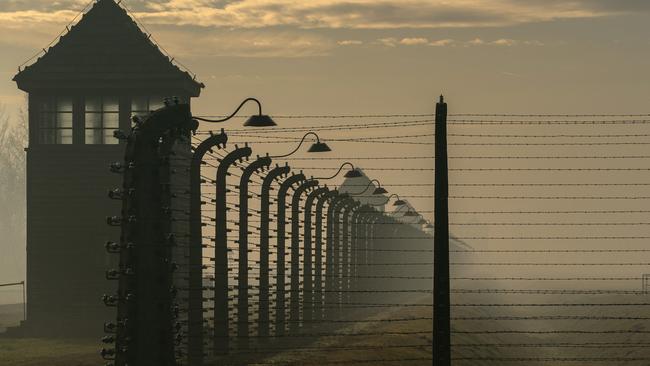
[369, 214, 390, 303]
[214, 146, 252, 354]
[349, 204, 365, 305]
[188, 130, 227, 365]
[110, 104, 197, 366]
[258, 164, 290, 339]
[315, 190, 338, 320]
[237, 155, 271, 349]
[289, 180, 319, 333]
[275, 173, 306, 336]
[327, 195, 353, 316]
[355, 205, 374, 304]
[303, 187, 329, 324]
[341, 201, 360, 308]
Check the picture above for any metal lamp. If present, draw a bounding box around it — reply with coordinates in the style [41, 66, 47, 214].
[271, 132, 331, 158]
[194, 98, 277, 127]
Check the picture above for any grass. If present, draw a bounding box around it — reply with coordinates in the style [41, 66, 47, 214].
[0, 304, 100, 366]
[3, 295, 650, 365]
[0, 338, 100, 366]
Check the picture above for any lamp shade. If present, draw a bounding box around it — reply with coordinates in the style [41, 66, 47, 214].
[344, 169, 363, 178]
[425, 223, 434, 229]
[244, 114, 277, 127]
[405, 211, 418, 217]
[393, 199, 407, 206]
[418, 219, 427, 224]
[308, 142, 332, 153]
[373, 187, 388, 195]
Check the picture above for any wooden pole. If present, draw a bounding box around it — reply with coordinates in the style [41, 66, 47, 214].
[433, 95, 450, 365]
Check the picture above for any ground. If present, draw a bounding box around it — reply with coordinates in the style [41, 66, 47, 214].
[3, 296, 650, 365]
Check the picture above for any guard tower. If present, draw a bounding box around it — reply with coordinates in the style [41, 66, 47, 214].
[12, 0, 203, 337]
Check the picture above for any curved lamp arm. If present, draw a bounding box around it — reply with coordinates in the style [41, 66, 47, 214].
[194, 98, 262, 123]
[368, 193, 400, 206]
[349, 179, 381, 196]
[314, 162, 356, 180]
[271, 132, 321, 159]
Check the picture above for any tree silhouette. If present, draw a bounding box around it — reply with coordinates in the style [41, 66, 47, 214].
[0, 105, 27, 303]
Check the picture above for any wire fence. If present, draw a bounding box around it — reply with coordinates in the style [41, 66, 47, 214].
[100, 98, 650, 365]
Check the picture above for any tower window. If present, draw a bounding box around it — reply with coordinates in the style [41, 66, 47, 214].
[38, 97, 73, 144]
[131, 96, 186, 126]
[131, 96, 165, 116]
[85, 96, 119, 145]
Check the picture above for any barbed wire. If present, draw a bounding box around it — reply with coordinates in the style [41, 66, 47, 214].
[453, 303, 650, 307]
[447, 119, 650, 125]
[228, 344, 431, 354]
[195, 114, 436, 119]
[450, 222, 650, 226]
[452, 249, 650, 253]
[196, 119, 435, 134]
[449, 113, 650, 117]
[248, 358, 433, 365]
[291, 167, 650, 172]
[451, 289, 649, 295]
[451, 357, 650, 362]
[453, 236, 650, 240]
[213, 331, 431, 338]
[452, 342, 650, 348]
[453, 316, 650, 320]
[452, 262, 650, 265]
[448, 133, 650, 138]
[449, 183, 650, 186]
[448, 210, 650, 214]
[452, 277, 643, 281]
[453, 330, 650, 334]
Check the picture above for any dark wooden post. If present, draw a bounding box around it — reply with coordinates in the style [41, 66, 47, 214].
[188, 130, 227, 366]
[304, 187, 329, 324]
[259, 165, 290, 339]
[214, 146, 252, 355]
[433, 95, 450, 366]
[275, 173, 306, 336]
[290, 180, 319, 333]
[237, 156, 271, 349]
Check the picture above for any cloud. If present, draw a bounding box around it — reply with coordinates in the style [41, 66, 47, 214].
[429, 39, 455, 47]
[374, 37, 542, 48]
[0, 0, 87, 12]
[491, 38, 518, 46]
[337, 40, 363, 46]
[376, 37, 398, 47]
[399, 37, 428, 46]
[152, 28, 337, 57]
[0, 0, 648, 30]
[467, 38, 485, 46]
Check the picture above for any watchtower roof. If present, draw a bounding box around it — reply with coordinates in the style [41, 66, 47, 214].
[14, 0, 203, 95]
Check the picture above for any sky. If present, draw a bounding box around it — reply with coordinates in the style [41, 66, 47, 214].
[0, 0, 649, 116]
[1, 0, 650, 303]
